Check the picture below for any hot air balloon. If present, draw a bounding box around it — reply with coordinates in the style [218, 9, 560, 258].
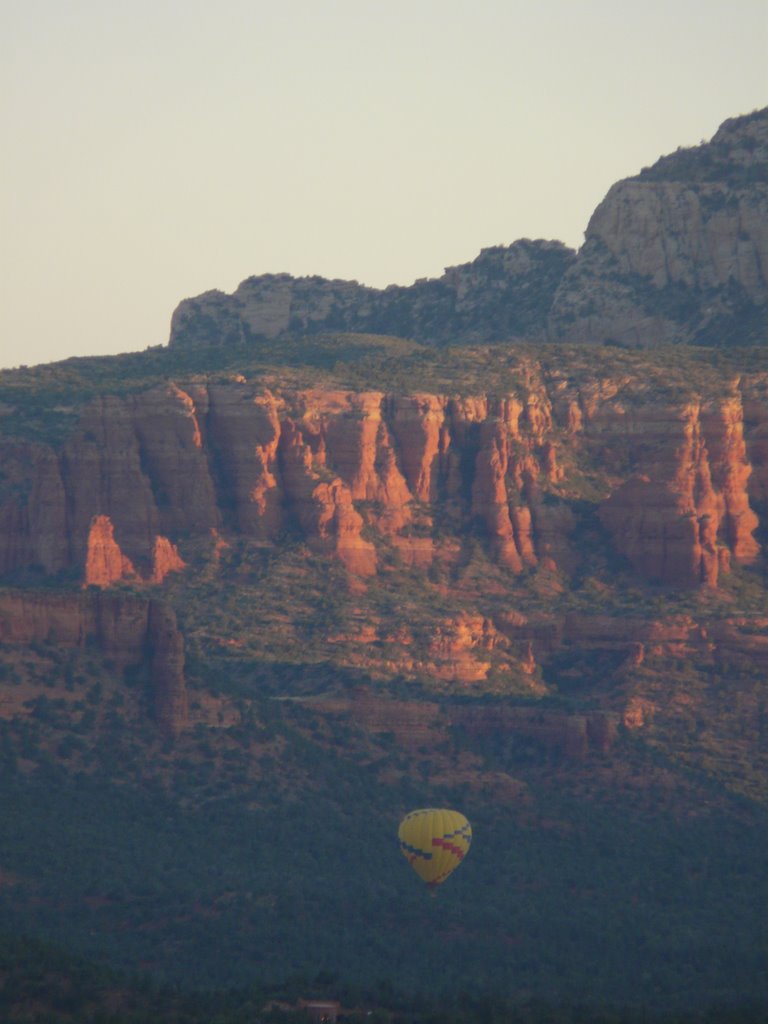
[398, 808, 471, 890]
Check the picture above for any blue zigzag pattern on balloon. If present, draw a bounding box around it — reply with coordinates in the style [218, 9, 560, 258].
[399, 840, 433, 860]
[441, 824, 471, 842]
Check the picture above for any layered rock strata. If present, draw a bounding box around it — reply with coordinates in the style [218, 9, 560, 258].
[304, 690, 618, 760]
[494, 609, 768, 681]
[0, 375, 762, 589]
[453, 705, 620, 759]
[0, 589, 187, 735]
[597, 395, 759, 585]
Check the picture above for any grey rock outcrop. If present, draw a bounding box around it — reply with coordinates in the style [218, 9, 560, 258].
[169, 240, 575, 347]
[168, 108, 768, 350]
[548, 108, 768, 346]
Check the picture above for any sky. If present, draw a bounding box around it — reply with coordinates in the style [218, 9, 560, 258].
[1, 0, 766, 370]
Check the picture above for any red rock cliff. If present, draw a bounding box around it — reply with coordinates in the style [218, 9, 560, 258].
[0, 589, 187, 735]
[598, 395, 758, 585]
[0, 375, 762, 589]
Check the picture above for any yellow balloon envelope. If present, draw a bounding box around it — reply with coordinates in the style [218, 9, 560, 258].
[398, 808, 472, 889]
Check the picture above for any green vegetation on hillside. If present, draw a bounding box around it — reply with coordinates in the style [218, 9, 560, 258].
[1, 729, 767, 1010]
[2, 337, 767, 444]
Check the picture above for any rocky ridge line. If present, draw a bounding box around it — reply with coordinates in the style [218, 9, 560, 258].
[168, 108, 768, 351]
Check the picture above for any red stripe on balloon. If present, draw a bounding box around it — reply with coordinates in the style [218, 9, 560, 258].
[432, 837, 465, 859]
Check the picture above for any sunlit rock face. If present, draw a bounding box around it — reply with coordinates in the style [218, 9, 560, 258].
[0, 373, 761, 590]
[0, 369, 766, 740]
[598, 395, 759, 586]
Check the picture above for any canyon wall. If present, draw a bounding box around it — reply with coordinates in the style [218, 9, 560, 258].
[0, 372, 763, 590]
[1, 372, 766, 739]
[0, 589, 187, 735]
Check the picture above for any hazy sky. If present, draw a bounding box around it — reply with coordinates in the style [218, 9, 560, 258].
[2, 0, 766, 369]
